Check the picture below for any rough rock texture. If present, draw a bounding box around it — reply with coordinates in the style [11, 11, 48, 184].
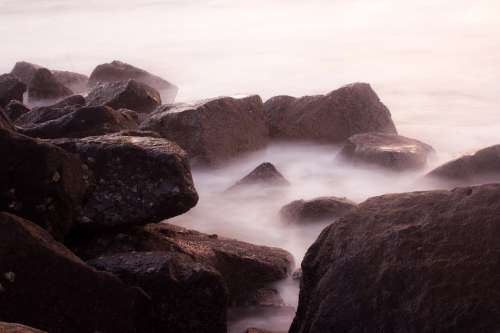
[28, 68, 73, 103]
[15, 95, 85, 127]
[19, 106, 138, 139]
[51, 70, 89, 93]
[280, 196, 356, 224]
[0, 212, 151, 333]
[88, 251, 227, 333]
[69, 222, 294, 305]
[427, 144, 500, 185]
[86, 79, 161, 114]
[338, 132, 435, 171]
[291, 183, 500, 333]
[10, 61, 42, 85]
[228, 162, 290, 191]
[0, 107, 15, 131]
[5, 100, 30, 122]
[0, 74, 26, 107]
[0, 130, 88, 239]
[0, 322, 47, 333]
[88, 60, 178, 103]
[264, 83, 397, 143]
[51, 134, 198, 231]
[141, 95, 269, 166]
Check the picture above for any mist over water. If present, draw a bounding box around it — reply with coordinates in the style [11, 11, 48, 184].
[2, 0, 499, 331]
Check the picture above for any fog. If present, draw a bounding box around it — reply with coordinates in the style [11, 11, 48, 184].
[2, 0, 499, 331]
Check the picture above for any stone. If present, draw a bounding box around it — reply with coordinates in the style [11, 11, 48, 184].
[27, 68, 73, 103]
[227, 162, 289, 191]
[0, 322, 47, 333]
[5, 100, 30, 122]
[51, 70, 89, 94]
[10, 61, 42, 85]
[15, 95, 86, 127]
[0, 74, 26, 107]
[280, 196, 356, 224]
[0, 107, 15, 131]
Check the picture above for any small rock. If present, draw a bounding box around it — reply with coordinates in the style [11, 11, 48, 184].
[280, 196, 357, 224]
[227, 162, 289, 191]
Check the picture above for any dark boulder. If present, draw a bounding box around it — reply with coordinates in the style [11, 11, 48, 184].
[15, 95, 86, 127]
[291, 184, 500, 333]
[0, 322, 47, 333]
[51, 133, 198, 231]
[264, 83, 397, 143]
[10, 61, 42, 85]
[280, 196, 356, 224]
[0, 74, 26, 107]
[0, 107, 15, 131]
[89, 251, 227, 333]
[28, 68, 73, 103]
[89, 60, 178, 103]
[0, 212, 151, 333]
[427, 144, 500, 185]
[51, 70, 89, 94]
[0, 129, 88, 239]
[338, 132, 435, 171]
[5, 100, 30, 122]
[228, 162, 289, 191]
[140, 95, 269, 166]
[86, 79, 161, 114]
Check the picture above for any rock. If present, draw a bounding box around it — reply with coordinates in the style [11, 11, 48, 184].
[141, 95, 269, 166]
[0, 212, 151, 333]
[28, 68, 73, 103]
[10, 61, 42, 85]
[69, 222, 294, 305]
[0, 129, 88, 239]
[51, 133, 198, 231]
[0, 74, 26, 107]
[89, 60, 178, 103]
[0, 107, 15, 131]
[19, 106, 138, 139]
[242, 287, 285, 307]
[264, 83, 397, 143]
[15, 95, 86, 127]
[290, 183, 500, 333]
[88, 251, 227, 333]
[427, 144, 500, 185]
[86, 79, 161, 114]
[292, 268, 302, 281]
[51, 70, 89, 93]
[0, 322, 47, 333]
[245, 329, 285, 333]
[5, 100, 30, 122]
[338, 132, 435, 171]
[280, 196, 356, 224]
[228, 162, 289, 191]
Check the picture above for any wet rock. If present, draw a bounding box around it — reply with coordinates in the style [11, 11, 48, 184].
[69, 222, 294, 305]
[51, 70, 89, 93]
[427, 144, 500, 185]
[338, 132, 435, 171]
[0, 322, 47, 333]
[89, 251, 227, 333]
[86, 79, 161, 114]
[0, 129, 88, 239]
[0, 212, 151, 333]
[228, 162, 289, 191]
[51, 133, 198, 231]
[15, 95, 86, 127]
[280, 196, 356, 224]
[291, 183, 500, 333]
[140, 95, 269, 166]
[89, 60, 178, 103]
[28, 68, 73, 103]
[0, 107, 15, 131]
[10, 61, 42, 85]
[0, 74, 26, 107]
[19, 106, 138, 139]
[5, 100, 30, 122]
[264, 83, 397, 143]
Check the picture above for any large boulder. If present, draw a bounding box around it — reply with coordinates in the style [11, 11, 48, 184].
[89, 60, 178, 103]
[264, 83, 397, 143]
[140, 95, 270, 166]
[0, 129, 88, 239]
[0, 212, 151, 333]
[19, 106, 138, 139]
[227, 162, 290, 191]
[86, 79, 161, 114]
[15, 95, 85, 127]
[51, 70, 89, 94]
[10, 61, 42, 85]
[51, 133, 198, 231]
[5, 100, 30, 122]
[89, 251, 228, 333]
[280, 196, 356, 224]
[69, 222, 294, 305]
[0, 74, 26, 107]
[338, 132, 435, 171]
[427, 144, 500, 185]
[291, 184, 500, 333]
[28, 68, 73, 103]
[0, 322, 47, 333]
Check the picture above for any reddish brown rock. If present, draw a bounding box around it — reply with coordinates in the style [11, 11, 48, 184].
[0, 322, 47, 333]
[228, 162, 289, 191]
[280, 196, 356, 224]
[291, 184, 500, 333]
[15, 95, 85, 127]
[264, 83, 397, 143]
[28, 68, 73, 103]
[0, 74, 26, 107]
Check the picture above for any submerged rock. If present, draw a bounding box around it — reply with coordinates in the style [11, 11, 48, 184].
[227, 162, 290, 191]
[5, 100, 30, 122]
[338, 132, 435, 171]
[280, 196, 356, 224]
[0, 74, 26, 107]
[140, 95, 269, 166]
[264, 83, 397, 143]
[28, 68, 73, 103]
[0, 322, 47, 333]
[291, 183, 500, 333]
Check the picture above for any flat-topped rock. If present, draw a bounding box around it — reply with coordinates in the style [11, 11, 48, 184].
[0, 74, 26, 107]
[280, 196, 356, 224]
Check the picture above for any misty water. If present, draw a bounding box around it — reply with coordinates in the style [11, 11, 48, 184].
[2, 0, 499, 332]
